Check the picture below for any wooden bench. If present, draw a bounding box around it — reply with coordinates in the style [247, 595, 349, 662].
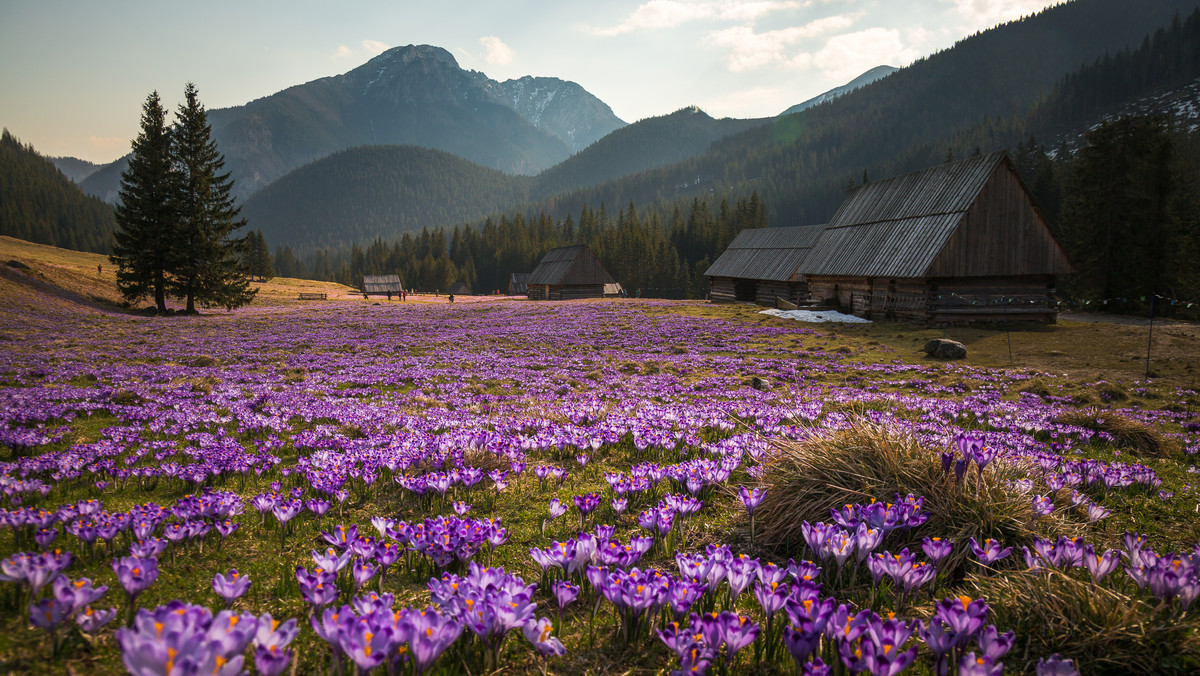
[298, 292, 327, 300]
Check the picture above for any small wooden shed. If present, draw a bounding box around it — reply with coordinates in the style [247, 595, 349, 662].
[527, 244, 617, 301]
[447, 281, 471, 296]
[800, 152, 1072, 322]
[362, 274, 402, 295]
[507, 273, 531, 295]
[704, 225, 826, 305]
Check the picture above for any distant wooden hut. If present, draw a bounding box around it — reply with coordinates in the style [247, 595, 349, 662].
[704, 225, 826, 305]
[705, 152, 1073, 322]
[527, 245, 617, 301]
[447, 281, 471, 296]
[362, 274, 402, 296]
[507, 273, 531, 295]
[603, 282, 625, 298]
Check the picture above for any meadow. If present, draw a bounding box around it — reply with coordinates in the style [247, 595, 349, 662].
[1, 238, 1199, 675]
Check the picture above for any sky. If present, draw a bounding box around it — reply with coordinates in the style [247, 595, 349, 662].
[0, 0, 1060, 164]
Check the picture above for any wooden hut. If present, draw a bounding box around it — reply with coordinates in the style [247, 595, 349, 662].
[798, 152, 1072, 322]
[603, 283, 625, 298]
[507, 273, 531, 296]
[704, 225, 826, 305]
[447, 281, 471, 296]
[527, 245, 617, 301]
[362, 274, 402, 296]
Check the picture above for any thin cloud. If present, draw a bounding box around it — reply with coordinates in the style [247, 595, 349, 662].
[706, 13, 858, 71]
[949, 0, 1058, 32]
[333, 39, 391, 59]
[594, 0, 807, 37]
[479, 36, 515, 65]
[798, 27, 921, 81]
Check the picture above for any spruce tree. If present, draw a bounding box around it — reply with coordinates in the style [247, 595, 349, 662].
[168, 83, 255, 312]
[111, 91, 176, 312]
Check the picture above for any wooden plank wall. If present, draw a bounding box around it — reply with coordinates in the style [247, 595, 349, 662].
[557, 285, 605, 300]
[930, 276, 1057, 322]
[755, 280, 809, 306]
[930, 164, 1072, 277]
[710, 278, 737, 303]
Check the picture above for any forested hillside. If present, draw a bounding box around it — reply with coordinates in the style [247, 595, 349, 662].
[241, 146, 533, 250]
[533, 0, 1200, 227]
[275, 194, 768, 298]
[0, 130, 115, 253]
[280, 4, 1200, 316]
[530, 107, 766, 200]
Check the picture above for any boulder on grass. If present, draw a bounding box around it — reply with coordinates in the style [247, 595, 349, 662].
[924, 338, 967, 360]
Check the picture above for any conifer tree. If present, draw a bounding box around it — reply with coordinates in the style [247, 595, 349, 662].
[167, 83, 255, 312]
[111, 91, 176, 312]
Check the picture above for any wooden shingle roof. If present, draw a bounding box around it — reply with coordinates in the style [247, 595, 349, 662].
[704, 225, 826, 282]
[528, 245, 615, 286]
[363, 274, 401, 293]
[798, 152, 1071, 278]
[508, 272, 530, 294]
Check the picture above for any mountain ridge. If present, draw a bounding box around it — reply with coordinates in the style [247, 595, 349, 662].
[80, 44, 625, 201]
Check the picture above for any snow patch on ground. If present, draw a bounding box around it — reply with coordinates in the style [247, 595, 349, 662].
[760, 308, 872, 323]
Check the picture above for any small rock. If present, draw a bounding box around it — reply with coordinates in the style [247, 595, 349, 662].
[751, 376, 769, 391]
[924, 338, 967, 359]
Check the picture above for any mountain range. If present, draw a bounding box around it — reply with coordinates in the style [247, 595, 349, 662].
[20, 0, 1200, 256]
[78, 44, 626, 202]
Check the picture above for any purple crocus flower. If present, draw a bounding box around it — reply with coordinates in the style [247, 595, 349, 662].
[53, 576, 108, 615]
[352, 560, 378, 590]
[1032, 495, 1055, 517]
[34, 527, 57, 550]
[306, 498, 331, 519]
[1036, 653, 1080, 676]
[720, 611, 760, 664]
[787, 558, 822, 584]
[960, 651, 1004, 676]
[523, 617, 566, 656]
[969, 537, 1012, 565]
[30, 597, 70, 633]
[322, 524, 358, 549]
[75, 605, 117, 635]
[547, 499, 567, 520]
[978, 624, 1015, 660]
[552, 580, 579, 610]
[1085, 502, 1112, 522]
[112, 555, 158, 602]
[255, 644, 292, 676]
[935, 596, 989, 646]
[1083, 544, 1121, 582]
[738, 486, 766, 515]
[753, 580, 789, 617]
[341, 618, 393, 672]
[406, 606, 463, 674]
[922, 537, 954, 565]
[213, 569, 251, 607]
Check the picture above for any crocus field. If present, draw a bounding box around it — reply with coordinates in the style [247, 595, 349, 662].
[2, 294, 1200, 675]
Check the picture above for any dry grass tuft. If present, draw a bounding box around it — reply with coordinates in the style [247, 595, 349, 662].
[966, 569, 1200, 674]
[755, 418, 1063, 580]
[1054, 407, 1175, 458]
